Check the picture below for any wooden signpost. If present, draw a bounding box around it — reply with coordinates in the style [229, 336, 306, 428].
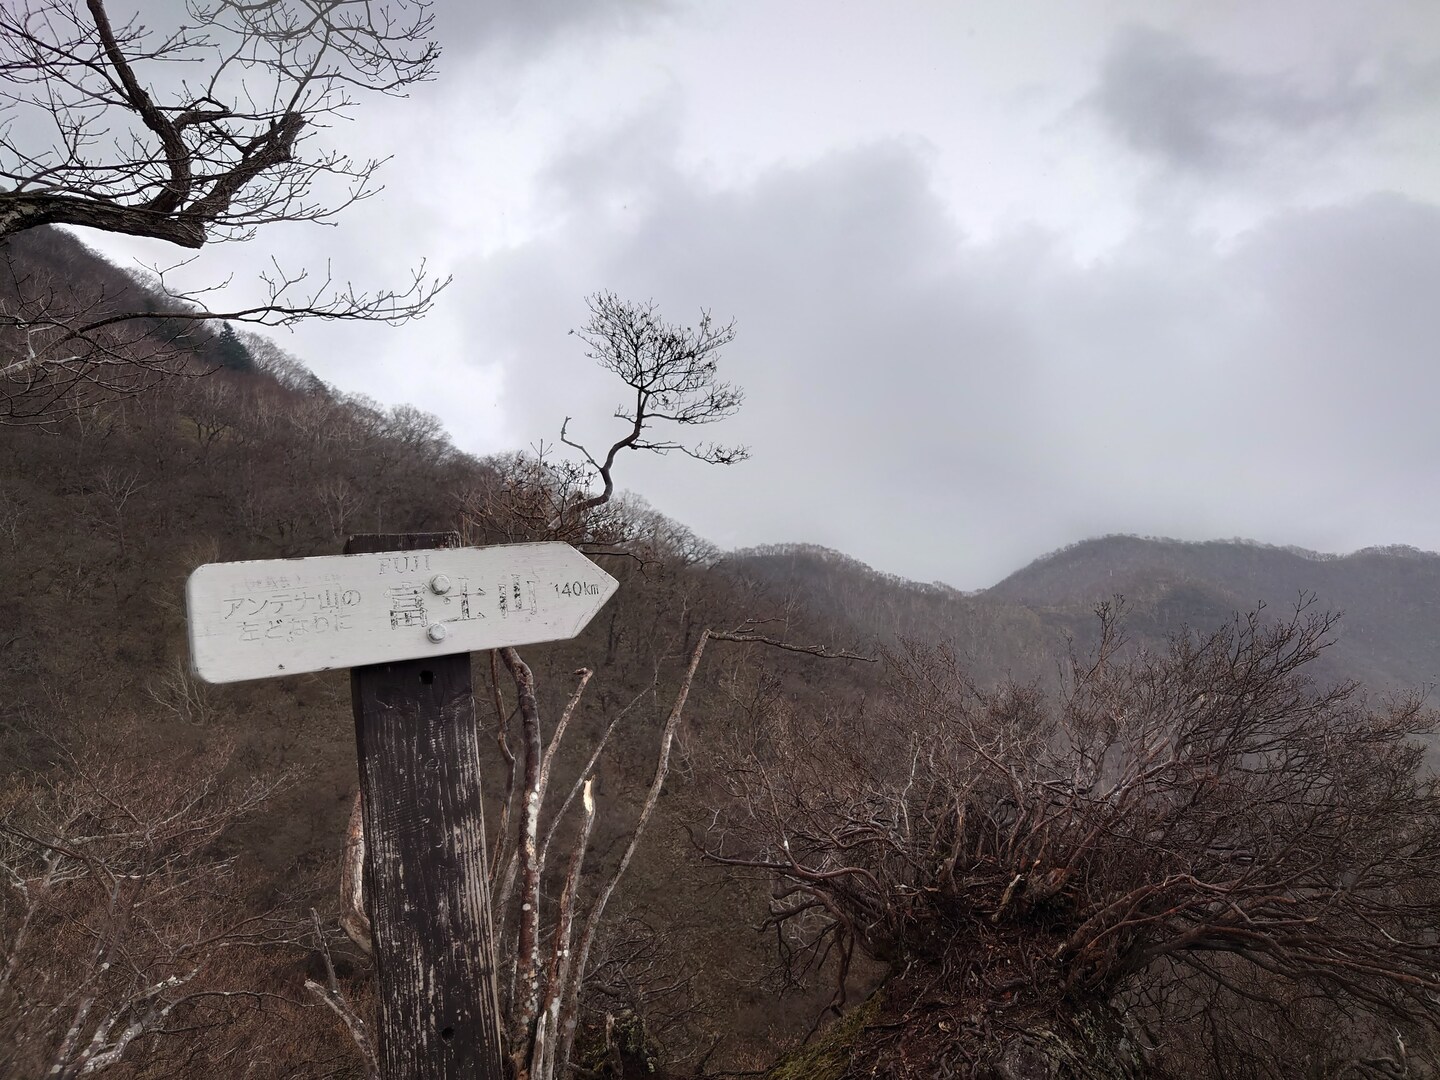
[185, 534, 620, 1080]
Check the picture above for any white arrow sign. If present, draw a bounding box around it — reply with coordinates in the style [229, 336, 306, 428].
[185, 543, 618, 684]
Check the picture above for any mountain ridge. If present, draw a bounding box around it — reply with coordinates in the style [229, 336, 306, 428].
[729, 533, 1440, 692]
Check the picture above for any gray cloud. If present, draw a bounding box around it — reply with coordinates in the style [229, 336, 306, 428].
[437, 0, 671, 58]
[1093, 25, 1377, 172]
[449, 106, 1440, 588]
[1228, 193, 1440, 461]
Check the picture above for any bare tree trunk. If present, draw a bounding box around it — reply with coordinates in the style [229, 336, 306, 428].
[304, 910, 380, 1080]
[497, 647, 553, 1076]
[554, 629, 711, 1073]
[339, 793, 371, 954]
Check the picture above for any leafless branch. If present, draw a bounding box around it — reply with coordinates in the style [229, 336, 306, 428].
[302, 909, 378, 1080]
[697, 600, 1440, 1071]
[560, 293, 748, 521]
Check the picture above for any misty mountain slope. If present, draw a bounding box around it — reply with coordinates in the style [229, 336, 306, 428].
[719, 543, 1072, 686]
[725, 537, 1440, 695]
[987, 535, 1440, 690]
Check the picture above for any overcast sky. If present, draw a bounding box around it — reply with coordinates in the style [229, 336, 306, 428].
[81, 1, 1440, 588]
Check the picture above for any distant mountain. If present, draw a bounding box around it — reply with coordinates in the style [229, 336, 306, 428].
[724, 536, 1440, 692]
[988, 535, 1440, 689]
[719, 543, 1057, 684]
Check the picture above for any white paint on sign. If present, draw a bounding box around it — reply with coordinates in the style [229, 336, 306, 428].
[186, 543, 618, 684]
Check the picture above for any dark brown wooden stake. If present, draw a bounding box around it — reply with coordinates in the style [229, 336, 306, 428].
[347, 533, 505, 1080]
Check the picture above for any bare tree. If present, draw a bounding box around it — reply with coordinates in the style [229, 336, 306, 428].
[0, 0, 436, 248]
[303, 909, 379, 1080]
[455, 294, 746, 558]
[331, 620, 719, 1079]
[0, 0, 446, 417]
[457, 446, 631, 552]
[0, 739, 297, 1077]
[559, 292, 747, 520]
[491, 642, 704, 1079]
[699, 600, 1440, 1076]
[481, 626, 869, 1080]
[480, 298, 746, 1072]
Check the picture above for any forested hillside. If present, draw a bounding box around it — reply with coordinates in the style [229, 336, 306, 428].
[5, 229, 1440, 1079]
[730, 535, 1440, 694]
[0, 228, 891, 1076]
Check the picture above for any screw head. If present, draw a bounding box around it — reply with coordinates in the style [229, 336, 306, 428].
[429, 573, 451, 595]
[426, 623, 448, 643]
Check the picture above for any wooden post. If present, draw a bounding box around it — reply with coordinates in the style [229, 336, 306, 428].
[346, 532, 506, 1080]
[187, 534, 617, 1074]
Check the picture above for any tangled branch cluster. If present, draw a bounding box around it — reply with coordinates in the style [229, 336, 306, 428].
[1, 0, 437, 246]
[704, 600, 1440, 1059]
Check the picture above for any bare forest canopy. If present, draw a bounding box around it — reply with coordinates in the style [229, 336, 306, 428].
[5, 229, 1440, 1079]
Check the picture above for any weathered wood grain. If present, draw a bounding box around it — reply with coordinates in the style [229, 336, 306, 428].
[348, 533, 506, 1080]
